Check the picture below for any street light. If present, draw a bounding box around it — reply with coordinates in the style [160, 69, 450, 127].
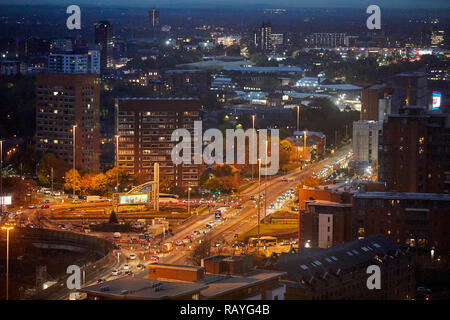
[72, 124, 77, 199]
[264, 139, 267, 218]
[257, 158, 261, 254]
[252, 115, 256, 181]
[0, 140, 3, 214]
[2, 223, 14, 300]
[187, 182, 192, 216]
[115, 135, 120, 193]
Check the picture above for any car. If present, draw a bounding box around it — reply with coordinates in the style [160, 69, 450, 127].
[41, 204, 50, 209]
[28, 205, 36, 209]
[97, 279, 106, 284]
[150, 256, 159, 262]
[123, 264, 130, 270]
[193, 230, 200, 236]
[71, 200, 81, 204]
[124, 270, 133, 276]
[129, 253, 136, 260]
[205, 223, 213, 229]
[137, 264, 145, 269]
[280, 240, 290, 246]
[111, 269, 120, 276]
[282, 177, 288, 182]
[175, 240, 184, 246]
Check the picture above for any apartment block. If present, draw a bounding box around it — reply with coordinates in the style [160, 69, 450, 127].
[35, 73, 101, 173]
[115, 97, 201, 188]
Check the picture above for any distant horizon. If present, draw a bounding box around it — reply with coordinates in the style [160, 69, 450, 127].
[1, 0, 450, 10]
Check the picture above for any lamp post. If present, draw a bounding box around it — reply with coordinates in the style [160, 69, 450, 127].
[72, 124, 77, 199]
[252, 115, 255, 181]
[0, 140, 3, 214]
[115, 135, 120, 193]
[257, 158, 261, 254]
[264, 139, 267, 218]
[296, 105, 300, 164]
[2, 224, 14, 300]
[187, 182, 192, 216]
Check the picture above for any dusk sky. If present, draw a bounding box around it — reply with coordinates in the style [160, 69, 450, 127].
[2, 0, 450, 9]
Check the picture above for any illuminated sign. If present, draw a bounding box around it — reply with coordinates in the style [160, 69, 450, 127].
[432, 91, 442, 110]
[0, 195, 12, 206]
[119, 194, 148, 204]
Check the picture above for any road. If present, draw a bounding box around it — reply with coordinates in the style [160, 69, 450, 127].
[160, 144, 352, 265]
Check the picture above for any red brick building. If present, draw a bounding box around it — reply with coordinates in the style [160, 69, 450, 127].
[378, 106, 450, 193]
[35, 73, 101, 173]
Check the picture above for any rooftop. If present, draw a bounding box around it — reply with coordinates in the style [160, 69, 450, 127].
[269, 235, 406, 284]
[353, 192, 450, 201]
[79, 276, 208, 300]
[200, 270, 286, 299]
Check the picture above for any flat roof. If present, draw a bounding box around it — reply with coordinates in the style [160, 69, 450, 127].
[200, 270, 286, 299]
[147, 263, 204, 272]
[305, 200, 352, 208]
[79, 277, 207, 300]
[354, 192, 450, 201]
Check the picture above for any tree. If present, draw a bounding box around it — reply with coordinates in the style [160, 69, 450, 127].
[80, 174, 95, 194]
[187, 237, 212, 266]
[109, 209, 119, 224]
[202, 176, 221, 192]
[159, 177, 172, 193]
[37, 153, 69, 186]
[280, 139, 293, 166]
[105, 166, 130, 191]
[64, 169, 81, 193]
[90, 173, 108, 194]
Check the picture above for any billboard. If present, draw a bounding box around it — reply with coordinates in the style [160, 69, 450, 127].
[119, 194, 148, 204]
[0, 195, 12, 206]
[432, 91, 442, 110]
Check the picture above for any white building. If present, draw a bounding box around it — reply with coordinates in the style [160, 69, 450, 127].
[352, 120, 382, 164]
[48, 50, 100, 74]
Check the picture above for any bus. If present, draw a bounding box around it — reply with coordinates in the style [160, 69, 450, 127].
[158, 193, 179, 204]
[249, 236, 278, 247]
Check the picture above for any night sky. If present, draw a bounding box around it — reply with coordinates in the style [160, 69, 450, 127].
[2, 0, 450, 9]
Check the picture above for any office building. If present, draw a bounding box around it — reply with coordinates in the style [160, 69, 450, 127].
[378, 106, 450, 193]
[115, 98, 201, 188]
[352, 120, 382, 164]
[270, 33, 284, 50]
[35, 73, 101, 173]
[94, 21, 112, 73]
[254, 22, 272, 52]
[49, 39, 73, 53]
[308, 33, 346, 48]
[267, 235, 415, 300]
[149, 9, 160, 38]
[47, 49, 100, 74]
[431, 27, 445, 48]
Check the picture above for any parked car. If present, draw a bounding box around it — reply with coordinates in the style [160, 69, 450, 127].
[129, 253, 136, 260]
[123, 264, 130, 270]
[150, 256, 159, 262]
[41, 204, 50, 209]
